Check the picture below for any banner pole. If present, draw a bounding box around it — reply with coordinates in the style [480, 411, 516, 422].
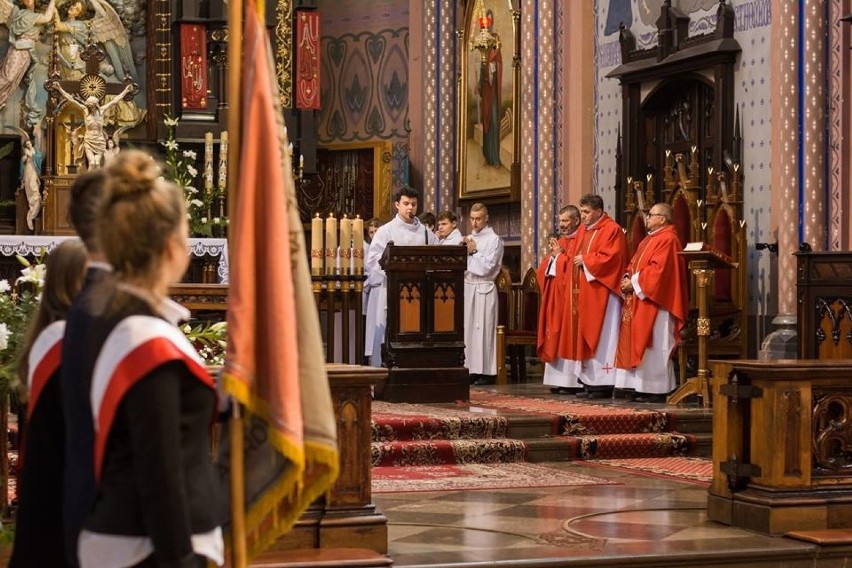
[227, 0, 245, 565]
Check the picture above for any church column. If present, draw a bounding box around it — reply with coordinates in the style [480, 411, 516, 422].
[533, 1, 555, 268]
[520, 0, 536, 271]
[770, 0, 799, 322]
[802, 0, 827, 249]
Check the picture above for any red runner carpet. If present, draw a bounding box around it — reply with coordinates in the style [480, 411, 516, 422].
[582, 456, 713, 485]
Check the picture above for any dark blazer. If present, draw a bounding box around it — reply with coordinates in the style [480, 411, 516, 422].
[10, 368, 71, 567]
[74, 284, 227, 567]
[61, 266, 111, 566]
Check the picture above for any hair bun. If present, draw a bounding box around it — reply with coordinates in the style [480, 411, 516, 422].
[105, 149, 162, 201]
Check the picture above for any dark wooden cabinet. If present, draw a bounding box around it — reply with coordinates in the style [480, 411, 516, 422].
[796, 250, 852, 359]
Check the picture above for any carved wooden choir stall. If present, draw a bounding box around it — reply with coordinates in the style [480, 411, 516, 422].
[378, 244, 469, 403]
[608, 0, 748, 402]
[710, 359, 852, 536]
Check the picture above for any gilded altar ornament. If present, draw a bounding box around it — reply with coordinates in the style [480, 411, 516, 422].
[276, 0, 293, 108]
[469, 0, 501, 61]
[697, 317, 710, 337]
[695, 268, 712, 287]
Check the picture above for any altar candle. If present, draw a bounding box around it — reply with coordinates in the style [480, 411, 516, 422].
[218, 131, 228, 189]
[204, 132, 214, 191]
[325, 213, 337, 275]
[311, 213, 323, 275]
[339, 215, 352, 274]
[352, 215, 364, 273]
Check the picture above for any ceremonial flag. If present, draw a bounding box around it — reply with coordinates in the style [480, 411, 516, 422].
[220, 0, 338, 558]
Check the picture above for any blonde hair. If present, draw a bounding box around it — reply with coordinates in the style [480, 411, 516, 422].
[99, 150, 186, 287]
[17, 240, 88, 386]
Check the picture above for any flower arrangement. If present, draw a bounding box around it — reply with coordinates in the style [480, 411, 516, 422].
[0, 253, 46, 394]
[182, 320, 227, 366]
[162, 116, 228, 238]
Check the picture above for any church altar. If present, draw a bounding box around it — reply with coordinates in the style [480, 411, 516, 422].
[0, 236, 230, 284]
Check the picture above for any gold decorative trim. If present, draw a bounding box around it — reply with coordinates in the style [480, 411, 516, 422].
[697, 317, 710, 337]
[276, 0, 294, 108]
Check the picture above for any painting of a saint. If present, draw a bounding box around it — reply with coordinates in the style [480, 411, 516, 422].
[461, 1, 514, 198]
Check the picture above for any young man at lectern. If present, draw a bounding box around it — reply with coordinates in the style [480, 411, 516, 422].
[364, 186, 438, 367]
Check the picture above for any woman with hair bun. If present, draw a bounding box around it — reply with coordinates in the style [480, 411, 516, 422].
[70, 149, 226, 568]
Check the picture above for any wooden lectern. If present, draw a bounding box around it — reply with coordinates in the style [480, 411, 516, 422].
[378, 244, 469, 403]
[668, 245, 738, 407]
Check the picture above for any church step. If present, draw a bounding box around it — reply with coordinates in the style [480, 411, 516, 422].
[371, 438, 526, 467]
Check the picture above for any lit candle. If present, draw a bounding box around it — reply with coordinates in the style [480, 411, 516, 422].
[218, 131, 228, 189]
[311, 213, 323, 275]
[352, 215, 364, 273]
[325, 213, 337, 275]
[299, 154, 304, 171]
[204, 132, 214, 192]
[339, 215, 352, 274]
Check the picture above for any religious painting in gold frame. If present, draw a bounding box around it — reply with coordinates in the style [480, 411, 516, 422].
[458, 0, 519, 201]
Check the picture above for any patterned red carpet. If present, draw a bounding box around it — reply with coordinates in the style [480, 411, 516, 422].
[371, 392, 697, 468]
[468, 389, 672, 435]
[582, 456, 713, 485]
[372, 462, 616, 493]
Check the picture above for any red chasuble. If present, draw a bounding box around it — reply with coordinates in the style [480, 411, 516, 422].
[536, 233, 579, 363]
[616, 224, 688, 369]
[575, 214, 629, 360]
[90, 316, 214, 481]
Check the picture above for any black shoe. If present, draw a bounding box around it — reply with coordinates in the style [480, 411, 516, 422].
[473, 375, 496, 386]
[613, 388, 636, 400]
[587, 387, 614, 399]
[574, 389, 590, 398]
[634, 393, 667, 403]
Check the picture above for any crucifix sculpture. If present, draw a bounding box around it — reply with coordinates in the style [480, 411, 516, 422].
[46, 42, 138, 171]
[59, 113, 83, 174]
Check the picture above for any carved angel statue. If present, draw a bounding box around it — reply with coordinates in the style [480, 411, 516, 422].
[54, 0, 137, 80]
[0, 0, 57, 109]
[8, 127, 42, 231]
[52, 81, 134, 169]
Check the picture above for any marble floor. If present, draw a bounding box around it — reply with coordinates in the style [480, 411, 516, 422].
[375, 463, 843, 567]
[372, 381, 848, 567]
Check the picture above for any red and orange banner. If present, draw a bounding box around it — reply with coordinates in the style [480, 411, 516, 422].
[221, 0, 338, 557]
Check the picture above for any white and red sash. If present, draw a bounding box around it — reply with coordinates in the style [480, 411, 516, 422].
[26, 320, 65, 421]
[90, 315, 214, 482]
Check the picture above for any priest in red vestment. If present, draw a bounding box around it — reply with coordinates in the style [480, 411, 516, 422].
[572, 194, 629, 398]
[536, 205, 582, 394]
[615, 202, 689, 402]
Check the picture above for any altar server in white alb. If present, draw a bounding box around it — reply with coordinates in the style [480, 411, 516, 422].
[365, 186, 438, 366]
[436, 210, 464, 245]
[362, 217, 383, 362]
[462, 203, 504, 385]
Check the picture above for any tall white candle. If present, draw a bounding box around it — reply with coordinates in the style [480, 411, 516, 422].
[218, 131, 228, 189]
[204, 132, 214, 192]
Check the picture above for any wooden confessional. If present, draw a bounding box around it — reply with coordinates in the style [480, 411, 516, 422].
[607, 0, 747, 388]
